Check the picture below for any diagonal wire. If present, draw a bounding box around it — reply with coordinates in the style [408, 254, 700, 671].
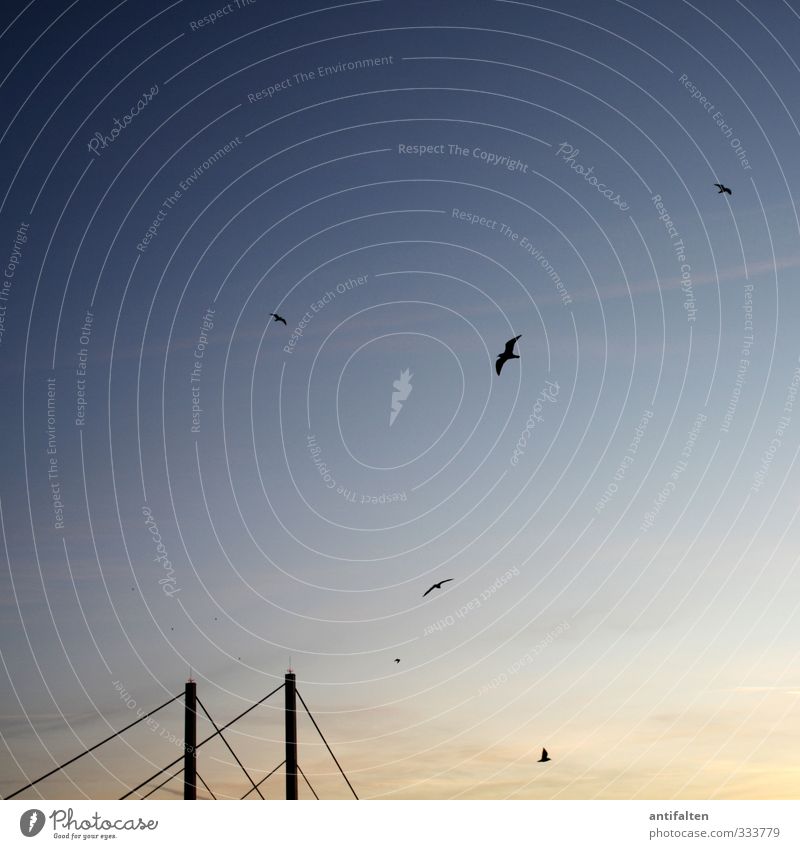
[295, 689, 358, 800]
[120, 682, 284, 799]
[241, 760, 285, 799]
[197, 771, 217, 800]
[298, 764, 319, 799]
[139, 768, 215, 801]
[196, 696, 265, 799]
[5, 691, 183, 800]
[140, 767, 183, 800]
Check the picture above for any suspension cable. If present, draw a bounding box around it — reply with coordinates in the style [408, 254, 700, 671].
[120, 682, 284, 800]
[295, 689, 358, 800]
[240, 760, 285, 800]
[197, 771, 217, 800]
[196, 697, 265, 800]
[5, 691, 183, 800]
[140, 767, 183, 800]
[298, 764, 319, 799]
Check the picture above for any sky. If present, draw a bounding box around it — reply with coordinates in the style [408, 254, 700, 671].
[1, 0, 800, 801]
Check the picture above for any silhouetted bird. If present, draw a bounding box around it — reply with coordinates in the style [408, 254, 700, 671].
[269, 313, 287, 325]
[423, 579, 453, 597]
[714, 183, 732, 195]
[394, 658, 401, 663]
[538, 748, 551, 762]
[495, 335, 522, 375]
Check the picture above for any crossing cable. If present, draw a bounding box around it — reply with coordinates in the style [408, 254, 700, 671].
[5, 691, 184, 800]
[140, 767, 183, 800]
[298, 764, 319, 799]
[240, 760, 285, 799]
[120, 682, 284, 799]
[295, 689, 358, 800]
[139, 767, 216, 801]
[196, 696, 265, 800]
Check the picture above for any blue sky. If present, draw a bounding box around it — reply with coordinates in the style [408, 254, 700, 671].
[1, 0, 799, 800]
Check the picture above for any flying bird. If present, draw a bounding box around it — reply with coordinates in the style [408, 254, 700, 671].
[394, 658, 401, 664]
[423, 579, 453, 597]
[537, 748, 551, 763]
[269, 312, 287, 325]
[495, 335, 522, 375]
[713, 183, 732, 195]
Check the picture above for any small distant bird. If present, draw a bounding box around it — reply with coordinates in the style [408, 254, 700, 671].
[714, 183, 732, 195]
[495, 335, 522, 375]
[423, 578, 453, 597]
[269, 312, 287, 325]
[537, 748, 551, 763]
[394, 658, 401, 663]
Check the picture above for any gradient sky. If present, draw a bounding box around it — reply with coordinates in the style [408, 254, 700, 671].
[1, 0, 800, 801]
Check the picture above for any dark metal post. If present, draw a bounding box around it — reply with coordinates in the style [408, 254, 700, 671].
[184, 679, 197, 800]
[285, 671, 297, 800]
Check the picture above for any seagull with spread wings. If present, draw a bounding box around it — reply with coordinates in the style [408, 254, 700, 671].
[269, 312, 287, 325]
[496, 335, 521, 375]
[714, 183, 732, 195]
[422, 579, 453, 597]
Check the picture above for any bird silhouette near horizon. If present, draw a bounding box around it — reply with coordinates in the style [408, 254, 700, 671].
[423, 578, 453, 597]
[538, 748, 551, 762]
[495, 335, 521, 375]
[394, 658, 401, 663]
[714, 183, 732, 195]
[269, 312, 287, 325]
